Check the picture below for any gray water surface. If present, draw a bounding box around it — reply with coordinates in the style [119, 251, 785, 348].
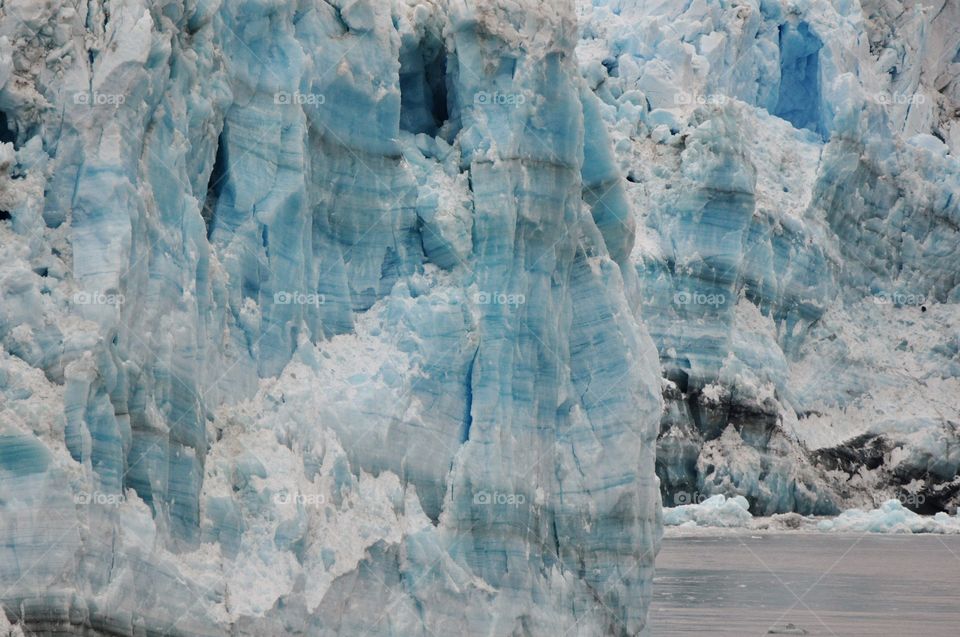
[650, 533, 960, 636]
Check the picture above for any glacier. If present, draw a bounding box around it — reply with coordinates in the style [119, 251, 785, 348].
[0, 0, 662, 634]
[578, 0, 960, 517]
[0, 0, 957, 635]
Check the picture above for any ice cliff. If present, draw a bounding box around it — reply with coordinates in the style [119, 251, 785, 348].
[0, 0, 661, 634]
[578, 0, 960, 516]
[0, 0, 958, 635]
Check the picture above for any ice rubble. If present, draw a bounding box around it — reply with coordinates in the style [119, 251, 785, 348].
[662, 494, 754, 528]
[816, 499, 960, 533]
[663, 495, 960, 534]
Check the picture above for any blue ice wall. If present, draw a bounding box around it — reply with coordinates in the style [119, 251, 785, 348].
[0, 0, 663, 634]
[774, 22, 825, 138]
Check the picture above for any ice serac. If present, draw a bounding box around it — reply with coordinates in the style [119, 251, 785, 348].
[0, 0, 661, 634]
[578, 0, 960, 516]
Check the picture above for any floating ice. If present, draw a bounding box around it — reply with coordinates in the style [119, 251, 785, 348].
[663, 494, 753, 528]
[817, 500, 960, 535]
[663, 498, 960, 534]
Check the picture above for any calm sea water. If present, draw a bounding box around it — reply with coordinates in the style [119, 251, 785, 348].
[650, 533, 960, 636]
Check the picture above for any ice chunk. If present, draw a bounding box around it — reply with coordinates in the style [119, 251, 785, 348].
[663, 494, 753, 528]
[817, 500, 960, 535]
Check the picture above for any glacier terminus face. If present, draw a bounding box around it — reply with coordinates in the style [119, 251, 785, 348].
[0, 0, 958, 635]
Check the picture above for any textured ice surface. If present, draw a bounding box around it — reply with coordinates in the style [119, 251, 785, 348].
[662, 494, 753, 529]
[816, 499, 960, 534]
[0, 0, 662, 634]
[578, 0, 960, 516]
[0, 0, 959, 634]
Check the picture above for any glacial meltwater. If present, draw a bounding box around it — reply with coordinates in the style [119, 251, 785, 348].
[651, 533, 960, 636]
